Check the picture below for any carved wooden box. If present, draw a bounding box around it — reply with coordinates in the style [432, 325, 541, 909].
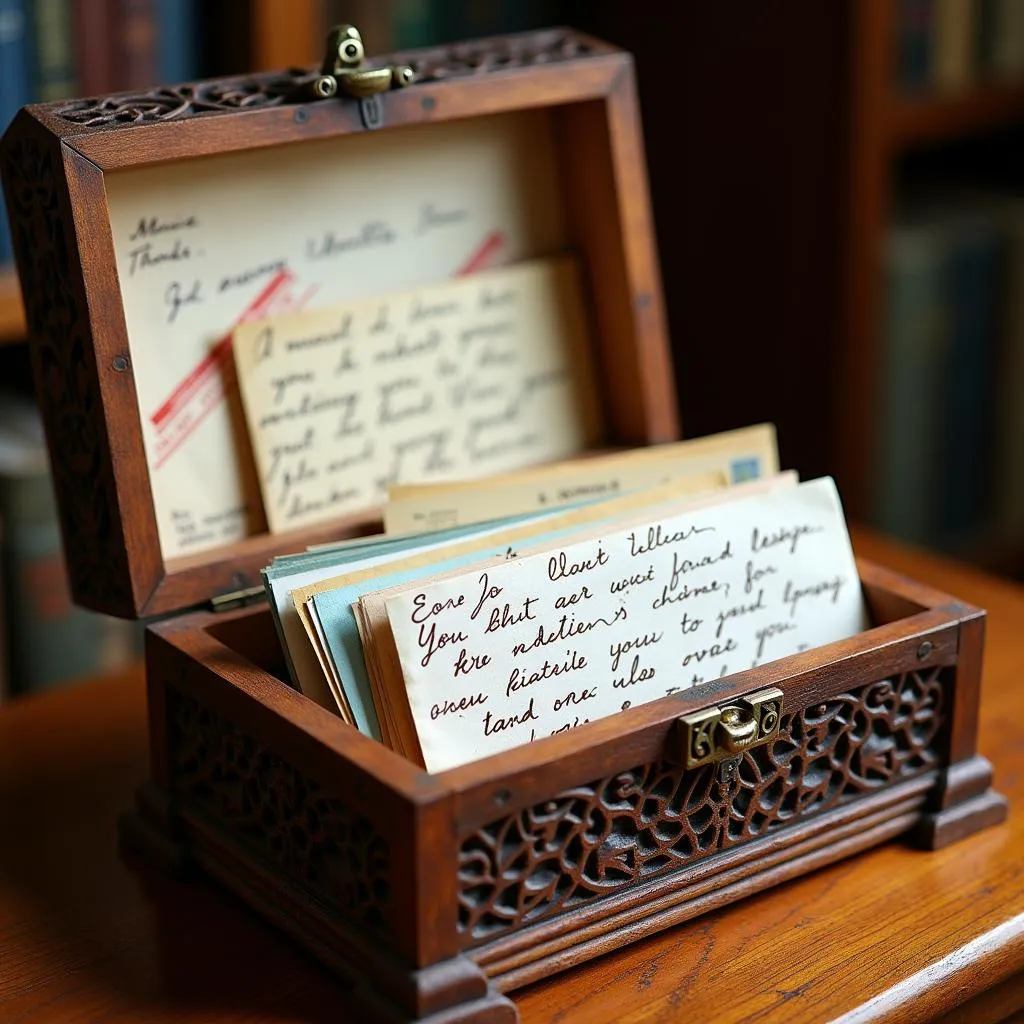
[0, 27, 1007, 1024]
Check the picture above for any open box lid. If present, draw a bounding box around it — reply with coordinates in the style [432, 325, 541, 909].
[0, 27, 678, 621]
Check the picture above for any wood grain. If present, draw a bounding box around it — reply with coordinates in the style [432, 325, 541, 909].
[0, 528, 1021, 1023]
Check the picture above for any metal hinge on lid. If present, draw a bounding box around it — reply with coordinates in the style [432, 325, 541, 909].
[209, 585, 267, 613]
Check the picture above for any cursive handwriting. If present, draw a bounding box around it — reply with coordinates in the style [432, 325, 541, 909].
[629, 522, 715, 557]
[129, 214, 197, 241]
[129, 237, 193, 276]
[417, 201, 469, 235]
[165, 279, 202, 323]
[306, 221, 396, 260]
[384, 477, 867, 773]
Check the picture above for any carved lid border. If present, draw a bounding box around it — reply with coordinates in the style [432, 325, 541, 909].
[46, 28, 610, 132]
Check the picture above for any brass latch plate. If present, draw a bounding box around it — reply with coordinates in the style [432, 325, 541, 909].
[678, 687, 783, 769]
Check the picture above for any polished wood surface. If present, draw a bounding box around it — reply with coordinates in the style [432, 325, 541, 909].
[1, 528, 1022, 1023]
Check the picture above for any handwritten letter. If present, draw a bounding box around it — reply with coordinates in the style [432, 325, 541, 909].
[105, 110, 569, 557]
[234, 257, 599, 532]
[383, 477, 869, 772]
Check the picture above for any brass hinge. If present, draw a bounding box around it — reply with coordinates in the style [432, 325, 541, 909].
[675, 687, 783, 775]
[209, 585, 267, 613]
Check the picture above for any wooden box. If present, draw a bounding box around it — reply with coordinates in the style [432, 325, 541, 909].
[0, 27, 1008, 1024]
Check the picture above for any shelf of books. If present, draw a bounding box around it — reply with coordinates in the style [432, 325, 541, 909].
[890, 0, 1024, 147]
[867, 0, 1024, 576]
[890, 81, 1024, 149]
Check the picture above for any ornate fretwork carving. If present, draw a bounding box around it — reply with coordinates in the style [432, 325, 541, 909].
[458, 668, 950, 944]
[55, 71, 307, 127]
[1, 135, 131, 608]
[398, 28, 595, 81]
[167, 688, 391, 932]
[52, 30, 597, 128]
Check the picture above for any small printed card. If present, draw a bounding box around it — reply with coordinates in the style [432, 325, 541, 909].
[380, 477, 867, 772]
[381, 422, 781, 534]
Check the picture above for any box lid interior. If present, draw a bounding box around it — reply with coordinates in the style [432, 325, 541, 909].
[0, 28, 678, 620]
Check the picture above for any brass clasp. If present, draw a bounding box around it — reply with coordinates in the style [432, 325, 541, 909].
[302, 24, 415, 102]
[676, 687, 783, 770]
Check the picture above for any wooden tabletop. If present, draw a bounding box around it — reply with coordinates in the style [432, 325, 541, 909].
[1, 527, 1022, 1024]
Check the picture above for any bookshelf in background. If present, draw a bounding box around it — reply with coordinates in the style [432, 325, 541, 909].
[843, 0, 1024, 579]
[549, 3, 1024, 581]
[249, 0, 568, 68]
[0, 0, 200, 345]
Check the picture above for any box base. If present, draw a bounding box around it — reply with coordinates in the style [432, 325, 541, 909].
[118, 755, 1006, 1023]
[915, 789, 1010, 849]
[119, 784, 518, 1023]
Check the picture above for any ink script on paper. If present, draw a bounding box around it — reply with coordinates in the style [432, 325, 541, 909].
[383, 477, 868, 772]
[233, 257, 599, 532]
[104, 110, 568, 556]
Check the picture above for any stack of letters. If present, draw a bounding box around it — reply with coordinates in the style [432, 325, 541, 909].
[259, 423, 868, 772]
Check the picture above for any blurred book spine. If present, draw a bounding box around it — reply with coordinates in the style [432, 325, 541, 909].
[0, 394, 140, 696]
[329, 0, 562, 51]
[72, 0, 118, 95]
[392, 0, 438, 48]
[872, 220, 948, 543]
[873, 196, 1024, 559]
[439, 0, 559, 40]
[990, 0, 1024, 79]
[120, 0, 159, 88]
[932, 0, 975, 91]
[974, 0, 998, 74]
[0, 0, 30, 264]
[936, 216, 1004, 540]
[995, 200, 1024, 542]
[73, 0, 163, 94]
[156, 0, 196, 82]
[897, 0, 935, 91]
[898, 0, 1024, 91]
[31, 0, 78, 101]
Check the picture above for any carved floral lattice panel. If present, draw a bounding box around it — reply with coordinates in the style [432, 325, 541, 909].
[457, 668, 950, 944]
[167, 688, 391, 932]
